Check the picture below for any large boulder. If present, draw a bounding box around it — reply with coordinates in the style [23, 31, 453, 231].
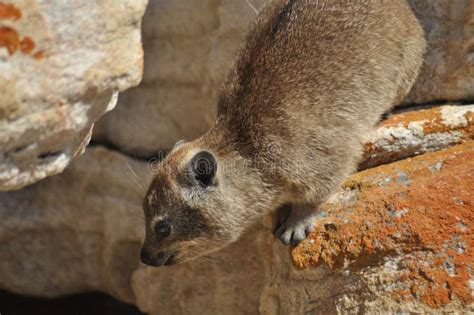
[1, 106, 472, 313]
[290, 141, 474, 313]
[94, 0, 474, 157]
[0, 0, 147, 191]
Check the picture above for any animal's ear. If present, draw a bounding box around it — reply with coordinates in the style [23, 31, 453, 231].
[188, 151, 218, 187]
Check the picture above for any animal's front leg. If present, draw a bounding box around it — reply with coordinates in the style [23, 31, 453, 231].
[272, 202, 319, 245]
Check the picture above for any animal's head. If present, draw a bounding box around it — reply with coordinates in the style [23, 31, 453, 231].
[140, 141, 260, 267]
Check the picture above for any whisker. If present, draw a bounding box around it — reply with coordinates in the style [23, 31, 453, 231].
[202, 255, 225, 264]
[245, 0, 258, 15]
[126, 161, 146, 195]
[111, 163, 144, 199]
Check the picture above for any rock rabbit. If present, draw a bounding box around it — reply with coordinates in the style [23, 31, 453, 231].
[140, 0, 426, 266]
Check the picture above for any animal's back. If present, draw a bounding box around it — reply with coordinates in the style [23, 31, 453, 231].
[216, 0, 425, 200]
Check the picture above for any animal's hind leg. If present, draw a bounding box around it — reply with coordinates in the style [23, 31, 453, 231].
[272, 202, 319, 245]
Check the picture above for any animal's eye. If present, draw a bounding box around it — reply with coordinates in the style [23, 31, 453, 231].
[155, 220, 172, 238]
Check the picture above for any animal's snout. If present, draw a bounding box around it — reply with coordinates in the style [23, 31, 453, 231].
[140, 247, 175, 267]
[140, 248, 154, 266]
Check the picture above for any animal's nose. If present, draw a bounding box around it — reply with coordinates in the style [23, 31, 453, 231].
[140, 248, 155, 266]
[140, 248, 175, 267]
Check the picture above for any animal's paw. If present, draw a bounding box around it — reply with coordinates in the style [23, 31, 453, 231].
[272, 204, 314, 246]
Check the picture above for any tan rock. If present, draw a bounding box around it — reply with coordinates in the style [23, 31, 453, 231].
[132, 223, 266, 315]
[0, 0, 147, 191]
[95, 84, 217, 156]
[406, 0, 474, 104]
[0, 147, 148, 302]
[291, 141, 474, 313]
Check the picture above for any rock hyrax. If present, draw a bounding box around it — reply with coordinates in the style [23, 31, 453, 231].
[140, 0, 426, 266]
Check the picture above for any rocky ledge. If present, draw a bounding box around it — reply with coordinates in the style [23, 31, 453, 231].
[293, 141, 474, 311]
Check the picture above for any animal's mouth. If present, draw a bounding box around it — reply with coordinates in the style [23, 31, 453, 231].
[154, 251, 177, 267]
[163, 253, 176, 266]
[140, 248, 178, 267]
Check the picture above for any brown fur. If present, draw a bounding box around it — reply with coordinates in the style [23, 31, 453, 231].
[141, 0, 426, 266]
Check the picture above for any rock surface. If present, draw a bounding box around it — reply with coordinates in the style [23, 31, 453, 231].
[361, 104, 474, 169]
[292, 141, 474, 312]
[0, 147, 147, 303]
[94, 0, 474, 157]
[406, 0, 474, 104]
[1, 107, 472, 314]
[0, 0, 147, 191]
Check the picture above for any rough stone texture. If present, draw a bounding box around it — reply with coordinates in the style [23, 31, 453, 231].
[1, 113, 472, 313]
[0, 147, 147, 303]
[94, 0, 474, 157]
[406, 0, 474, 104]
[0, 0, 147, 191]
[292, 141, 474, 312]
[361, 104, 474, 169]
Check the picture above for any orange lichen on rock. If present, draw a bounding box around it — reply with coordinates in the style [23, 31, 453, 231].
[32, 50, 45, 60]
[0, 27, 42, 58]
[0, 2, 21, 20]
[0, 3, 43, 59]
[19, 36, 34, 53]
[0, 25, 19, 54]
[361, 105, 474, 169]
[380, 106, 474, 135]
[293, 141, 474, 308]
[379, 107, 443, 128]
